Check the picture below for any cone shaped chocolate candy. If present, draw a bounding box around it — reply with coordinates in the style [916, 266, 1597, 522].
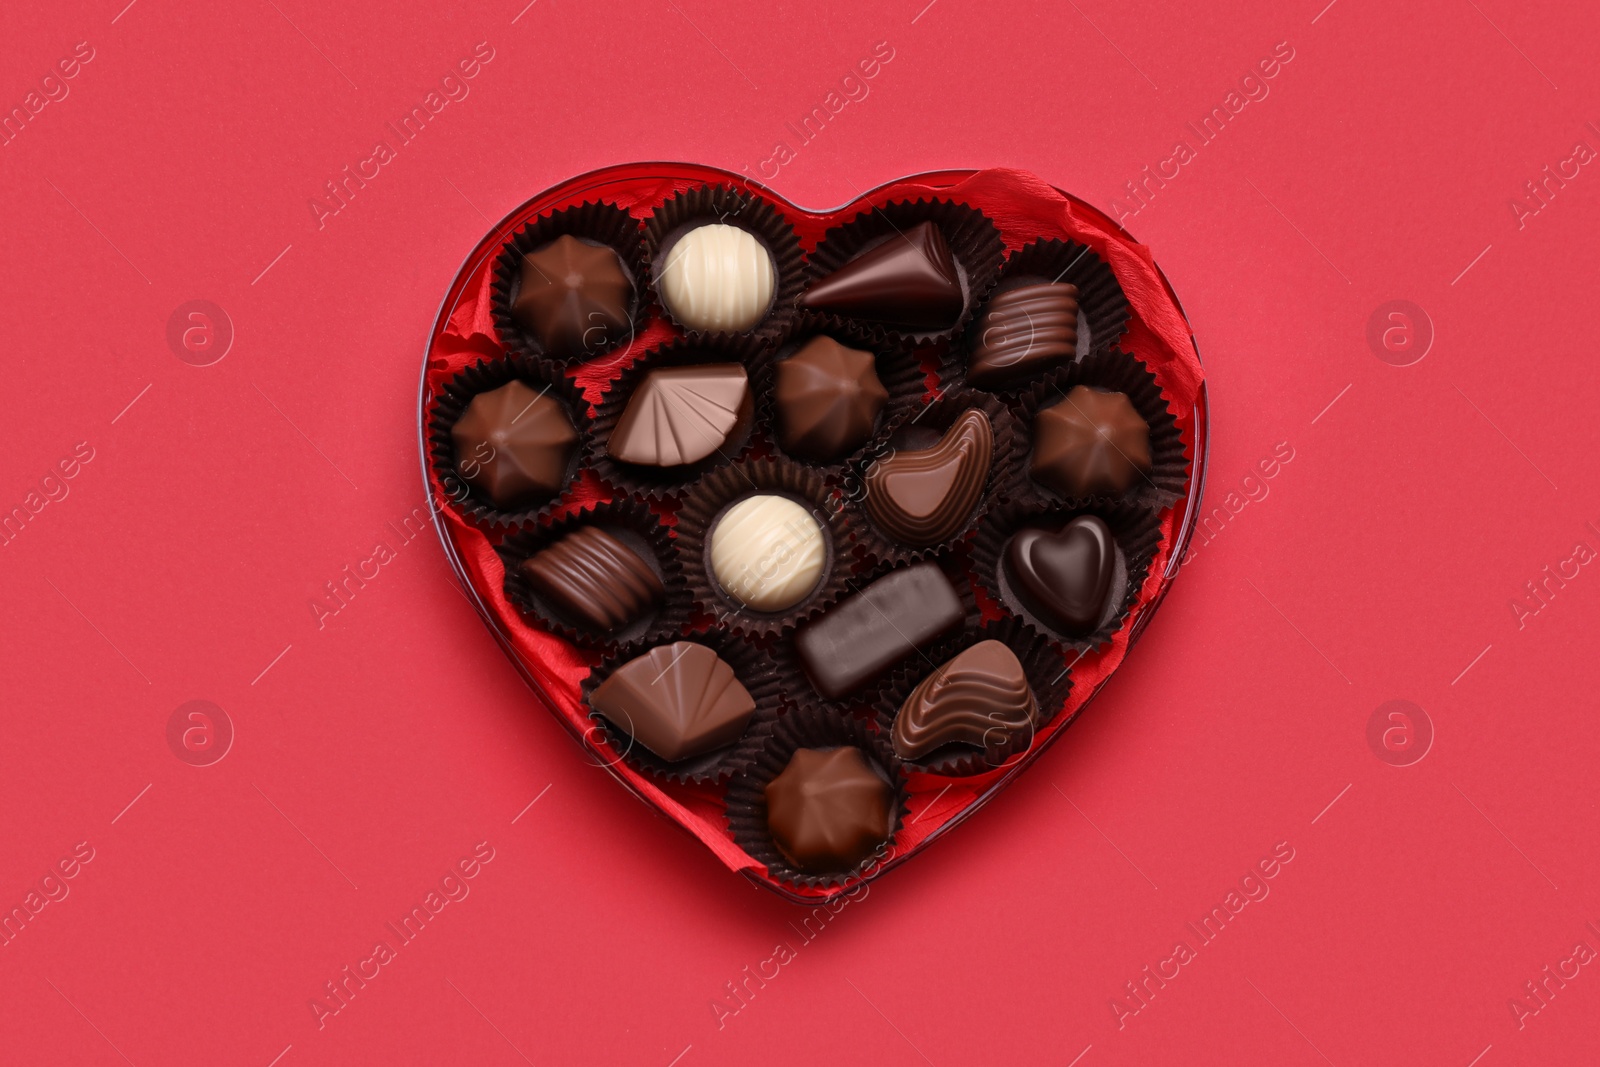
[801, 221, 963, 330]
[521, 527, 665, 635]
[969, 283, 1079, 387]
[451, 380, 579, 508]
[864, 408, 993, 547]
[512, 235, 634, 359]
[891, 640, 1037, 761]
[765, 747, 894, 873]
[774, 337, 889, 462]
[608, 365, 753, 467]
[1003, 516, 1116, 637]
[588, 642, 756, 762]
[1031, 385, 1151, 497]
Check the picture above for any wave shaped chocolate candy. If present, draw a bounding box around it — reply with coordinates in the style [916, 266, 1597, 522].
[969, 283, 1079, 387]
[801, 221, 963, 330]
[864, 408, 992, 547]
[658, 224, 775, 332]
[521, 527, 664, 634]
[765, 747, 894, 874]
[891, 640, 1037, 763]
[1031, 386, 1150, 497]
[1003, 516, 1115, 637]
[588, 642, 756, 763]
[608, 364, 752, 467]
[451, 380, 578, 508]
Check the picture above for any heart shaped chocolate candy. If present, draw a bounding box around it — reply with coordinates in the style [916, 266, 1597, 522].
[1003, 516, 1115, 637]
[864, 408, 992, 547]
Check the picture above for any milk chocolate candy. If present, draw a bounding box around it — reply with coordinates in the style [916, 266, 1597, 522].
[588, 642, 756, 762]
[863, 408, 992, 547]
[969, 282, 1079, 386]
[773, 336, 888, 462]
[765, 747, 894, 873]
[891, 640, 1036, 762]
[608, 364, 753, 467]
[1031, 386, 1151, 497]
[512, 235, 634, 358]
[450, 380, 579, 508]
[521, 527, 665, 634]
[794, 563, 964, 699]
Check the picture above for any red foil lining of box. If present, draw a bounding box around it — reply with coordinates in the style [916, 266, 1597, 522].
[418, 163, 1208, 903]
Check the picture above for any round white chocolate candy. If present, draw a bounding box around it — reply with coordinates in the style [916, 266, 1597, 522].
[709, 495, 825, 612]
[658, 223, 775, 332]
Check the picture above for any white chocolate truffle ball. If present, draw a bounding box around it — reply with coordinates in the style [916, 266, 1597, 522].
[709, 495, 825, 612]
[658, 223, 775, 332]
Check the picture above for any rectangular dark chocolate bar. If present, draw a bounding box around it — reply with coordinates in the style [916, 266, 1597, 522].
[793, 562, 964, 699]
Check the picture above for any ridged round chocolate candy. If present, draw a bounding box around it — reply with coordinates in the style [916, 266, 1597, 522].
[708, 495, 825, 612]
[658, 224, 775, 332]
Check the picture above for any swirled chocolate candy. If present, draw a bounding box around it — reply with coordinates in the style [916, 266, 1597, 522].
[969, 282, 1079, 386]
[658, 224, 775, 332]
[864, 408, 992, 546]
[801, 221, 963, 330]
[774, 337, 888, 462]
[1004, 516, 1115, 637]
[891, 640, 1037, 763]
[588, 642, 756, 762]
[709, 495, 826, 612]
[1031, 386, 1150, 497]
[512, 235, 633, 358]
[765, 747, 894, 873]
[451, 380, 578, 508]
[794, 563, 964, 699]
[608, 364, 752, 467]
[521, 527, 664, 634]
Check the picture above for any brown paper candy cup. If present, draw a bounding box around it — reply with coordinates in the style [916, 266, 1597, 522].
[724, 704, 909, 890]
[872, 615, 1073, 777]
[842, 389, 1023, 565]
[589, 334, 772, 501]
[580, 628, 781, 785]
[753, 311, 931, 477]
[426, 354, 595, 530]
[1016, 349, 1188, 509]
[941, 237, 1130, 396]
[799, 198, 1006, 346]
[490, 201, 648, 366]
[498, 497, 689, 651]
[642, 184, 806, 341]
[969, 497, 1165, 654]
[674, 458, 858, 639]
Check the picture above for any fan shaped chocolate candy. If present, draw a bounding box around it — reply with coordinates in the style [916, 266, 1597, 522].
[588, 642, 756, 762]
[608, 364, 752, 467]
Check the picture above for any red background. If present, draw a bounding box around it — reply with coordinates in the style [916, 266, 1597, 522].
[4, 1, 1597, 1065]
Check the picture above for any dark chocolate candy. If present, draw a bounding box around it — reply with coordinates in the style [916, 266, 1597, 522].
[1031, 386, 1151, 497]
[1003, 516, 1115, 637]
[969, 282, 1079, 386]
[521, 527, 664, 634]
[512, 235, 633, 358]
[765, 747, 894, 873]
[608, 364, 752, 467]
[451, 380, 579, 508]
[891, 640, 1037, 762]
[863, 408, 992, 547]
[588, 641, 756, 762]
[774, 336, 888, 462]
[794, 563, 964, 699]
[800, 221, 963, 330]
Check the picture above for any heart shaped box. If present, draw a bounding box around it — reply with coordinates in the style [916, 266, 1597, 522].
[418, 163, 1209, 903]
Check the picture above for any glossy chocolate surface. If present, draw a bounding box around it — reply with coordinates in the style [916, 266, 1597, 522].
[863, 408, 992, 547]
[451, 380, 578, 508]
[800, 221, 963, 330]
[608, 364, 752, 467]
[969, 282, 1079, 386]
[794, 563, 964, 699]
[765, 747, 894, 873]
[521, 527, 664, 633]
[1031, 386, 1150, 497]
[512, 235, 633, 358]
[1003, 516, 1115, 637]
[773, 336, 888, 462]
[588, 642, 756, 763]
[891, 640, 1037, 762]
